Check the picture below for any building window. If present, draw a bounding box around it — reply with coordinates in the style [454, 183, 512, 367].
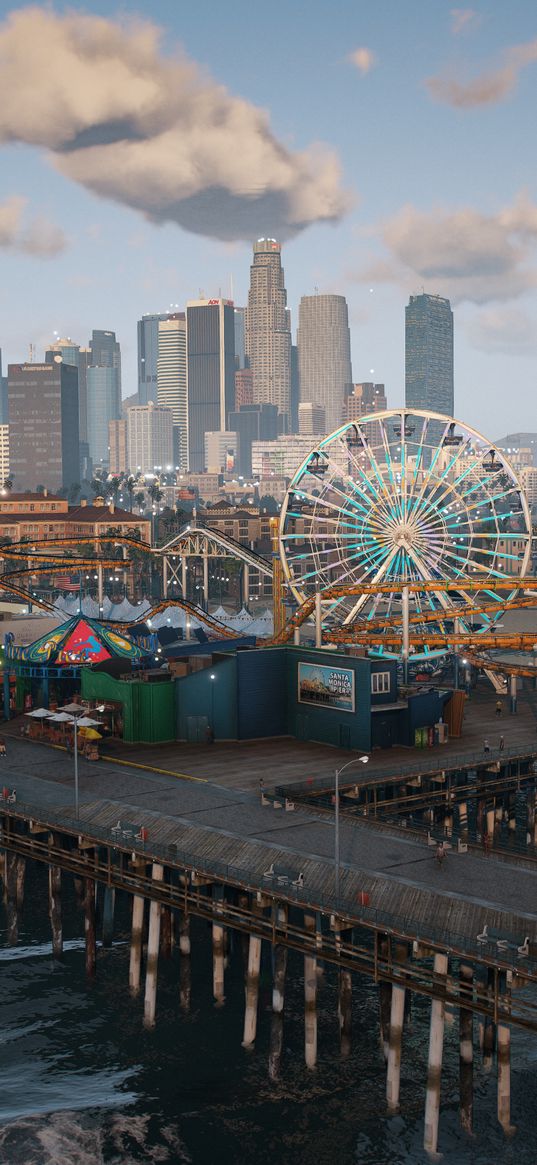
[371, 671, 390, 694]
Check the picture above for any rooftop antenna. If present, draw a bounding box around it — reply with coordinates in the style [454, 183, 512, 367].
[314, 285, 319, 295]
[28, 342, 36, 363]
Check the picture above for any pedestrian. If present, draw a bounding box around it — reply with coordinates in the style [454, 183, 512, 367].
[483, 831, 491, 856]
[496, 700, 502, 718]
[435, 842, 445, 867]
[205, 724, 214, 745]
[483, 738, 490, 754]
[499, 734, 505, 752]
[0, 738, 6, 757]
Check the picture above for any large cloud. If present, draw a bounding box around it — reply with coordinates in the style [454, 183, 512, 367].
[0, 7, 349, 241]
[0, 195, 66, 256]
[464, 306, 537, 354]
[357, 196, 537, 303]
[427, 37, 537, 107]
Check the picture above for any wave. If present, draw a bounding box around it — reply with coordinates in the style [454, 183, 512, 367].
[0, 1110, 192, 1165]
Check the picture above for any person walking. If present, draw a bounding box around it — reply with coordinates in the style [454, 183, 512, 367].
[499, 734, 505, 752]
[483, 738, 490, 754]
[496, 700, 502, 718]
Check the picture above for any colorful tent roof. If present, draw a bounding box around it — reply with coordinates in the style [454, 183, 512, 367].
[7, 615, 148, 664]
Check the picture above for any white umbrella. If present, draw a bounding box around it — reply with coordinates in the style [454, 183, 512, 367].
[76, 717, 103, 728]
[48, 711, 74, 723]
[25, 708, 52, 718]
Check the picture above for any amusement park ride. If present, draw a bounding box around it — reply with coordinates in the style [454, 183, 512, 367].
[0, 409, 536, 682]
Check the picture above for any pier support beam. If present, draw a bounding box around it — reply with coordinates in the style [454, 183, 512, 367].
[129, 894, 145, 993]
[15, 855, 25, 912]
[48, 864, 62, 959]
[242, 928, 262, 1048]
[304, 913, 317, 1069]
[144, 863, 164, 1028]
[459, 963, 473, 1135]
[84, 878, 96, 979]
[212, 888, 226, 1007]
[423, 952, 448, 1156]
[386, 943, 407, 1111]
[160, 906, 173, 959]
[497, 1021, 514, 1134]
[179, 912, 191, 1012]
[268, 906, 288, 1082]
[338, 968, 352, 1058]
[102, 887, 115, 949]
[5, 851, 18, 944]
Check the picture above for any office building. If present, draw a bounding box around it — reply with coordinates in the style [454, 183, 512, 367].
[0, 349, 8, 425]
[45, 337, 90, 442]
[405, 293, 453, 419]
[344, 382, 387, 422]
[234, 307, 247, 369]
[228, 403, 279, 476]
[245, 239, 291, 424]
[251, 434, 318, 479]
[186, 299, 235, 472]
[89, 329, 122, 393]
[127, 403, 174, 475]
[157, 314, 187, 469]
[87, 366, 121, 469]
[108, 419, 127, 476]
[297, 294, 352, 432]
[137, 313, 171, 405]
[234, 368, 253, 409]
[0, 424, 9, 483]
[7, 362, 79, 491]
[298, 402, 326, 436]
[204, 431, 239, 474]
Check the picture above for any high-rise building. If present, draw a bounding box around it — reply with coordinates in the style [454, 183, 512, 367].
[228, 403, 279, 477]
[7, 362, 79, 490]
[87, 366, 121, 469]
[127, 403, 174, 475]
[297, 294, 352, 433]
[186, 299, 235, 472]
[157, 314, 187, 469]
[251, 434, 318, 479]
[204, 431, 239, 474]
[0, 424, 9, 483]
[108, 419, 127, 475]
[234, 307, 247, 369]
[405, 293, 453, 420]
[344, 382, 387, 422]
[234, 368, 253, 409]
[45, 337, 90, 442]
[137, 313, 171, 405]
[0, 349, 8, 425]
[298, 402, 326, 436]
[245, 239, 291, 425]
[89, 329, 122, 394]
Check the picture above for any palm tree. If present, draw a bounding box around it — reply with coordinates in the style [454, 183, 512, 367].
[2, 477, 13, 493]
[126, 475, 136, 510]
[90, 478, 104, 499]
[134, 490, 146, 513]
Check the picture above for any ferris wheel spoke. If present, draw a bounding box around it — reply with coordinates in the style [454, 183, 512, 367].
[345, 438, 399, 524]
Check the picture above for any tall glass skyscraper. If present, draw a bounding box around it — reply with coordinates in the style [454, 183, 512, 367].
[157, 314, 187, 469]
[186, 299, 235, 471]
[245, 239, 291, 427]
[45, 337, 90, 442]
[86, 365, 121, 469]
[138, 313, 171, 405]
[405, 293, 454, 419]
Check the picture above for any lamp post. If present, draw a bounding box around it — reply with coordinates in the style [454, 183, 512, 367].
[210, 673, 216, 734]
[334, 754, 369, 905]
[61, 702, 85, 819]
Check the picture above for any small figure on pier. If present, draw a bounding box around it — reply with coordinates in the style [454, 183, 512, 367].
[483, 738, 490, 754]
[482, 831, 491, 856]
[435, 842, 445, 867]
[7, 789, 16, 803]
[499, 734, 505, 752]
[0, 738, 7, 757]
[205, 724, 214, 745]
[496, 699, 503, 718]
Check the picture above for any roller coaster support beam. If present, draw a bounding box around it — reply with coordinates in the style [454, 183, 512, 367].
[203, 552, 209, 611]
[97, 564, 103, 616]
[162, 557, 168, 600]
[510, 675, 517, 715]
[182, 557, 187, 599]
[244, 563, 250, 607]
[402, 587, 410, 684]
[315, 592, 322, 649]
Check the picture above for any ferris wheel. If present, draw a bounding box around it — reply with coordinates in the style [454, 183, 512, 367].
[279, 409, 532, 660]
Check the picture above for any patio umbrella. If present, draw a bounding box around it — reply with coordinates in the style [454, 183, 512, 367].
[25, 708, 51, 718]
[80, 728, 102, 741]
[48, 712, 74, 723]
[76, 717, 103, 728]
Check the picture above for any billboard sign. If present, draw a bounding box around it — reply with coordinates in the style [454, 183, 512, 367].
[297, 662, 355, 713]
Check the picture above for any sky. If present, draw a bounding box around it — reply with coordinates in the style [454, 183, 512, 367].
[1, 0, 537, 439]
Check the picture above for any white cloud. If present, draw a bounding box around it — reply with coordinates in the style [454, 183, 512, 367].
[464, 306, 537, 354]
[427, 37, 537, 107]
[450, 9, 480, 36]
[355, 195, 537, 304]
[0, 7, 349, 242]
[349, 47, 377, 75]
[0, 195, 67, 256]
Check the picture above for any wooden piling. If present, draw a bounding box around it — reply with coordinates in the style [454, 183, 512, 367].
[102, 887, 115, 949]
[497, 1022, 514, 1134]
[338, 969, 352, 1058]
[129, 894, 145, 993]
[268, 906, 288, 1082]
[15, 855, 25, 911]
[459, 962, 473, 1135]
[483, 968, 496, 1071]
[386, 943, 407, 1112]
[304, 912, 317, 1070]
[160, 906, 173, 959]
[213, 921, 226, 1007]
[84, 878, 96, 979]
[48, 865, 62, 959]
[144, 863, 164, 1027]
[5, 851, 18, 944]
[179, 912, 191, 1012]
[242, 927, 262, 1048]
[423, 952, 448, 1155]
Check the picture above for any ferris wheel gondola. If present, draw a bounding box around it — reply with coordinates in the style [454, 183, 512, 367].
[279, 409, 531, 661]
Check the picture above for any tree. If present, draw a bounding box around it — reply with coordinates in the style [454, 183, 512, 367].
[134, 490, 146, 512]
[68, 482, 82, 504]
[36, 483, 46, 495]
[2, 477, 13, 493]
[90, 478, 104, 499]
[148, 482, 164, 506]
[126, 475, 136, 509]
[258, 495, 278, 514]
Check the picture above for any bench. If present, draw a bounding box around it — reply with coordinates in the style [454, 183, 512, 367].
[262, 863, 304, 887]
[110, 820, 147, 844]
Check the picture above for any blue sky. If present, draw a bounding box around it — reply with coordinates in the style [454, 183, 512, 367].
[1, 0, 537, 437]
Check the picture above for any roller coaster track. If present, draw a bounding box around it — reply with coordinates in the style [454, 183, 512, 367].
[326, 631, 537, 650]
[4, 559, 130, 577]
[0, 535, 151, 557]
[340, 593, 537, 634]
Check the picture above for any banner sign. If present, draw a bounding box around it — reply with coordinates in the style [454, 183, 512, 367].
[297, 662, 355, 712]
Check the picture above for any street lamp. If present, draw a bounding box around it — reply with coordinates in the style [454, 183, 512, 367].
[334, 755, 369, 905]
[61, 702, 85, 818]
[210, 673, 216, 734]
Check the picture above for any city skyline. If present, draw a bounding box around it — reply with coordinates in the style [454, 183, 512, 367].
[1, 2, 537, 438]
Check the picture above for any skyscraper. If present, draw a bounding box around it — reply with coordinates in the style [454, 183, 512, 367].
[245, 239, 291, 425]
[186, 299, 235, 472]
[87, 366, 121, 469]
[7, 362, 79, 490]
[45, 337, 90, 442]
[234, 307, 246, 369]
[157, 314, 187, 469]
[89, 329, 122, 395]
[137, 313, 171, 405]
[405, 294, 454, 420]
[228, 403, 279, 477]
[0, 349, 8, 425]
[297, 294, 353, 433]
[127, 403, 174, 475]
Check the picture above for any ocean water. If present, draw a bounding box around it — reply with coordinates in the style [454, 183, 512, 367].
[0, 863, 535, 1165]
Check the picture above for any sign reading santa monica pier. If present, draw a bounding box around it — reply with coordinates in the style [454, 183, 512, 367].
[297, 662, 355, 713]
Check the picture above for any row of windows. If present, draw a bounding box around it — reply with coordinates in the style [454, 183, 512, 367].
[371, 671, 391, 694]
